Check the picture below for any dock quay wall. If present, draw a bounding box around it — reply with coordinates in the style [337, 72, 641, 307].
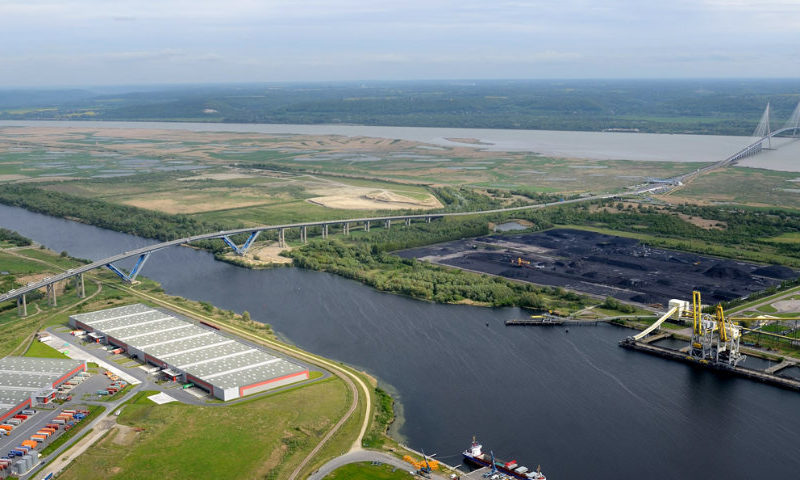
[619, 338, 800, 392]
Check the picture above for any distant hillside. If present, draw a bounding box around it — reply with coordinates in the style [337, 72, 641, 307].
[1, 79, 799, 135]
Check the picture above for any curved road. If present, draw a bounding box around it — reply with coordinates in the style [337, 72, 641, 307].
[307, 451, 427, 480]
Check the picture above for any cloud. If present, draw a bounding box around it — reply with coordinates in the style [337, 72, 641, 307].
[1, 0, 799, 85]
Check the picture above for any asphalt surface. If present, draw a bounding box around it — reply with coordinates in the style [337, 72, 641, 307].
[307, 450, 449, 480]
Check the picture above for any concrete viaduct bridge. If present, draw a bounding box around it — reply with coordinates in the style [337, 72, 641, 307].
[1, 190, 628, 315]
[2, 100, 799, 315]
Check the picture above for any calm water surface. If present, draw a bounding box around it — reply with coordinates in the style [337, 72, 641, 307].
[1, 120, 798, 170]
[1, 204, 799, 479]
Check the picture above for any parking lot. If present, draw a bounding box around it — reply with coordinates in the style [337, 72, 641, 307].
[43, 327, 212, 405]
[0, 368, 99, 478]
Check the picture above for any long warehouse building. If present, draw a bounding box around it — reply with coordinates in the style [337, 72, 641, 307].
[69, 304, 309, 401]
[0, 357, 86, 423]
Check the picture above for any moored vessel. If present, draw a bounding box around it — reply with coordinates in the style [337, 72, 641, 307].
[462, 437, 545, 480]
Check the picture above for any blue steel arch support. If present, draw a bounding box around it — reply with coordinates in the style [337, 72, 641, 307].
[222, 231, 261, 256]
[106, 252, 151, 283]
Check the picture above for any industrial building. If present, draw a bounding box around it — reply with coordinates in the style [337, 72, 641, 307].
[69, 304, 309, 401]
[0, 357, 86, 423]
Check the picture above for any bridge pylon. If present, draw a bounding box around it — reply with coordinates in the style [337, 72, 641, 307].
[753, 102, 772, 149]
[784, 99, 800, 137]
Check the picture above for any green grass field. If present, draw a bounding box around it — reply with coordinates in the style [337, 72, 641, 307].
[665, 167, 800, 210]
[324, 462, 413, 479]
[58, 378, 350, 480]
[24, 339, 70, 359]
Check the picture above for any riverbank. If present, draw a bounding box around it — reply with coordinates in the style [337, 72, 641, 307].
[0, 244, 391, 480]
[4, 203, 800, 479]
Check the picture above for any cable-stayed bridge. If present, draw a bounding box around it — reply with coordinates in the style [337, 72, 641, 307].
[677, 100, 800, 182]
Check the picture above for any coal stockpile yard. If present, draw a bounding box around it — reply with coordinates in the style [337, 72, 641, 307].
[397, 228, 797, 306]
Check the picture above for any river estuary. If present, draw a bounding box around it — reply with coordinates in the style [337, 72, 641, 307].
[2, 204, 799, 478]
[1, 120, 799, 170]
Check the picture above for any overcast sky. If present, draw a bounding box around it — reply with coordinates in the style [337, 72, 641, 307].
[2, 0, 799, 86]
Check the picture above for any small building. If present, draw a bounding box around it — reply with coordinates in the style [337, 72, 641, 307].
[70, 304, 309, 401]
[0, 357, 86, 423]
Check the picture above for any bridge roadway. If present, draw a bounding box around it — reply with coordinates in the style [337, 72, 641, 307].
[1, 186, 677, 306]
[678, 126, 799, 183]
[4, 124, 797, 307]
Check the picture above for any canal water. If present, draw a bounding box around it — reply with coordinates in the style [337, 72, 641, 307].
[2, 204, 800, 479]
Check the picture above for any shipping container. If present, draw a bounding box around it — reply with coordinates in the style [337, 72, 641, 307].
[21, 410, 35, 416]
[32, 435, 46, 441]
[7, 419, 20, 426]
[0, 425, 12, 431]
[52, 419, 64, 425]
[13, 415, 27, 420]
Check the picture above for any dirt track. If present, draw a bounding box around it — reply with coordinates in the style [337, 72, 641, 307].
[398, 229, 796, 306]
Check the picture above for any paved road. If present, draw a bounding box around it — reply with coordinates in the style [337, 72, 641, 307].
[307, 450, 449, 480]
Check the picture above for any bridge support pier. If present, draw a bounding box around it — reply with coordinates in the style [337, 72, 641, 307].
[75, 273, 85, 298]
[278, 228, 286, 248]
[385, 220, 391, 230]
[322, 224, 328, 239]
[17, 294, 27, 317]
[106, 252, 151, 283]
[405, 218, 411, 226]
[343, 222, 350, 235]
[301, 226, 307, 244]
[364, 221, 370, 232]
[426, 217, 431, 223]
[46, 283, 57, 307]
[222, 231, 261, 256]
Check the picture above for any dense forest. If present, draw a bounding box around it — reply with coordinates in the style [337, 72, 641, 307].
[287, 239, 587, 310]
[2, 80, 799, 135]
[0, 228, 32, 247]
[0, 185, 236, 242]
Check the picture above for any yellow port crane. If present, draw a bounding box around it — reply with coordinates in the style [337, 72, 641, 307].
[716, 305, 728, 343]
[688, 292, 744, 366]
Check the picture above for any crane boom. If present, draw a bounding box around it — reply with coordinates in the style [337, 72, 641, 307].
[632, 305, 679, 341]
[716, 305, 728, 342]
[692, 290, 702, 336]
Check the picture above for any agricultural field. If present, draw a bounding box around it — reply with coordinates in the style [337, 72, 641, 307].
[662, 167, 800, 210]
[0, 126, 709, 227]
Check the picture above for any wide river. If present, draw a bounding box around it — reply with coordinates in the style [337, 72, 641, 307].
[1, 120, 798, 170]
[1, 204, 799, 479]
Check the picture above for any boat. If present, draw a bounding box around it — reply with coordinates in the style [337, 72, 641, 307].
[463, 437, 545, 480]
